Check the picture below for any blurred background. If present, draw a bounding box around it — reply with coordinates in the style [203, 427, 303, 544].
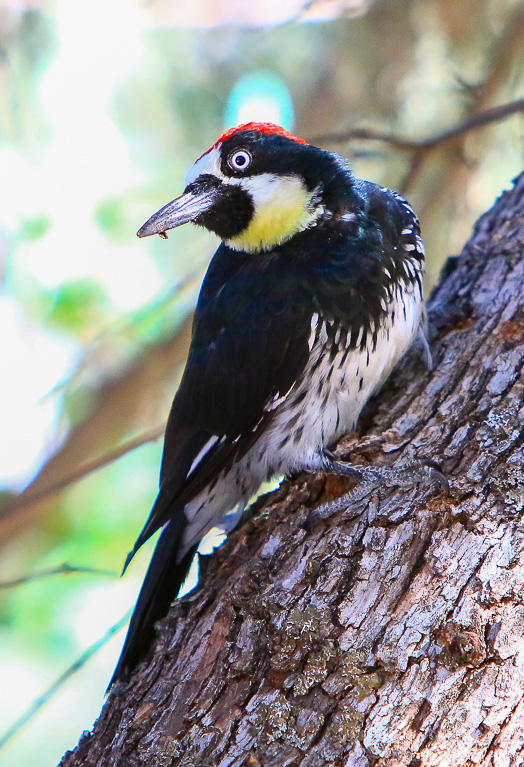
[0, 0, 522, 764]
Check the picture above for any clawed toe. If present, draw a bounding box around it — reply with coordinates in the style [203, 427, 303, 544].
[420, 460, 449, 495]
[309, 456, 449, 523]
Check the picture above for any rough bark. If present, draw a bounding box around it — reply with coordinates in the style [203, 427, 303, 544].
[61, 172, 524, 767]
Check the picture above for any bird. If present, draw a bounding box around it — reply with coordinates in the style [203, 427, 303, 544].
[109, 121, 438, 688]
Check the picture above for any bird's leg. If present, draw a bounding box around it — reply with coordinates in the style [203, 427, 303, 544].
[310, 454, 448, 521]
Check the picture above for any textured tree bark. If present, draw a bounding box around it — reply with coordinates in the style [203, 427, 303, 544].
[61, 172, 524, 767]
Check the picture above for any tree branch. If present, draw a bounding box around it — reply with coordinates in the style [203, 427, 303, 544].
[59, 173, 524, 766]
[311, 96, 524, 152]
[0, 612, 130, 753]
[0, 314, 193, 544]
[0, 563, 118, 589]
[0, 426, 163, 519]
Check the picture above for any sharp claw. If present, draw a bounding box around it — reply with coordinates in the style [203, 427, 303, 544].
[428, 466, 450, 495]
[419, 459, 449, 496]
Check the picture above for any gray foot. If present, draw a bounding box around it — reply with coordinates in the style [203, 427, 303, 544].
[310, 459, 448, 521]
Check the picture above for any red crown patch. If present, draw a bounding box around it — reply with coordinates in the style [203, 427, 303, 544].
[215, 122, 307, 147]
[197, 122, 307, 161]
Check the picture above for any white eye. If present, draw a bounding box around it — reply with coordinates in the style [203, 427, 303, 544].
[228, 149, 252, 172]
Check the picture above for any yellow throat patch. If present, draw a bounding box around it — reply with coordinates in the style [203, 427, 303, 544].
[226, 174, 318, 253]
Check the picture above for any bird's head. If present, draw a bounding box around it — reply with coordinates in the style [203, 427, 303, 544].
[137, 122, 354, 253]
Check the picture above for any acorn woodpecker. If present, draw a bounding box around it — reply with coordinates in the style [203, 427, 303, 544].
[110, 122, 436, 687]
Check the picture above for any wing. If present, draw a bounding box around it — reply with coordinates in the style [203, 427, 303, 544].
[303, 180, 425, 344]
[127, 245, 313, 560]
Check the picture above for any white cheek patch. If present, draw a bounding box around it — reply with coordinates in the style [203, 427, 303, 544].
[229, 173, 302, 206]
[184, 147, 224, 187]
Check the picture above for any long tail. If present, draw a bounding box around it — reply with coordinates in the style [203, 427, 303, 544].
[109, 518, 197, 689]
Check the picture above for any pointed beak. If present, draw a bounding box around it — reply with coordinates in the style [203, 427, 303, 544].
[137, 187, 219, 238]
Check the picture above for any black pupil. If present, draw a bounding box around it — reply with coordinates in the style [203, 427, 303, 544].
[235, 153, 247, 167]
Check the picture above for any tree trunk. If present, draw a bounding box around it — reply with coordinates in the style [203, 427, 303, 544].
[60, 172, 524, 767]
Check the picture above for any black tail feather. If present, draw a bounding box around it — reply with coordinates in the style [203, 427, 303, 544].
[109, 517, 197, 690]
